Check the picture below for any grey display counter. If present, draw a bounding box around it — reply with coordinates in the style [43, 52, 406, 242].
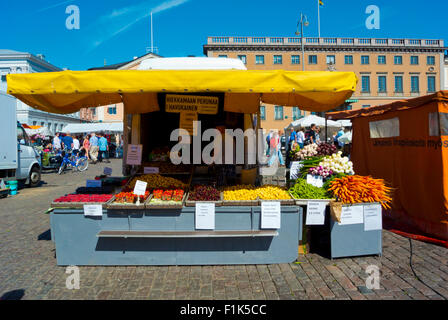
[50, 205, 302, 266]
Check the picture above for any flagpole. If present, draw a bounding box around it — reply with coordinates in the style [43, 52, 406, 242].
[317, 0, 321, 38]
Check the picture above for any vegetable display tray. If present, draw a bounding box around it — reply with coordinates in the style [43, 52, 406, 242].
[258, 198, 296, 206]
[51, 201, 110, 209]
[105, 195, 151, 210]
[184, 192, 223, 207]
[221, 199, 259, 207]
[145, 193, 186, 210]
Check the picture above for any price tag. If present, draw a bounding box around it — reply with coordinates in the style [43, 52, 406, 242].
[306, 201, 326, 225]
[261, 201, 281, 229]
[133, 180, 147, 196]
[144, 167, 160, 174]
[338, 205, 364, 225]
[126, 144, 143, 165]
[103, 167, 113, 176]
[86, 180, 102, 188]
[195, 203, 215, 230]
[83, 204, 103, 217]
[363, 203, 382, 231]
[290, 161, 303, 180]
[306, 174, 323, 188]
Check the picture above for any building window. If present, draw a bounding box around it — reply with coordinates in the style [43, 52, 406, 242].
[344, 55, 353, 65]
[255, 55, 265, 64]
[377, 56, 386, 64]
[410, 56, 419, 65]
[237, 55, 246, 64]
[394, 56, 403, 65]
[378, 76, 387, 93]
[411, 76, 420, 93]
[427, 56, 435, 65]
[369, 117, 400, 138]
[361, 56, 370, 65]
[362, 105, 371, 108]
[108, 106, 117, 115]
[32, 121, 37, 126]
[361, 76, 370, 93]
[292, 107, 302, 120]
[427, 76, 436, 93]
[273, 55, 283, 64]
[260, 106, 266, 120]
[54, 123, 58, 133]
[274, 106, 284, 120]
[60, 124, 64, 131]
[218, 55, 228, 58]
[394, 76, 403, 93]
[308, 55, 317, 64]
[1, 75, 6, 82]
[291, 55, 300, 64]
[326, 55, 335, 64]
[40, 122, 45, 127]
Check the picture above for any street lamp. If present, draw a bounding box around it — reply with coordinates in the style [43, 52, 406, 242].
[295, 13, 309, 71]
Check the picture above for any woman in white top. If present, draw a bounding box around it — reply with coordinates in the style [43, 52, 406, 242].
[296, 128, 305, 148]
[72, 136, 80, 155]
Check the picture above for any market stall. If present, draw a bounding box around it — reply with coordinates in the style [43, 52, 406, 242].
[7, 63, 362, 265]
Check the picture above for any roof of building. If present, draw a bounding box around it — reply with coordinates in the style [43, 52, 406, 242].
[0, 49, 61, 71]
[0, 49, 28, 55]
[88, 52, 162, 70]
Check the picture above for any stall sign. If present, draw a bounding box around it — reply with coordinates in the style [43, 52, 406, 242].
[126, 144, 143, 165]
[261, 201, 281, 229]
[86, 180, 102, 188]
[83, 204, 103, 217]
[165, 95, 219, 115]
[338, 205, 364, 225]
[290, 161, 304, 180]
[179, 111, 198, 135]
[144, 167, 159, 174]
[195, 203, 215, 230]
[363, 203, 382, 231]
[306, 174, 323, 188]
[133, 180, 147, 196]
[306, 201, 326, 225]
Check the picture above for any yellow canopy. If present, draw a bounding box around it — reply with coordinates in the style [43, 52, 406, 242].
[6, 69, 357, 114]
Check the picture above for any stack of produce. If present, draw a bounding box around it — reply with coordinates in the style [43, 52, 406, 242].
[316, 143, 337, 156]
[128, 174, 187, 191]
[256, 185, 292, 200]
[153, 189, 184, 201]
[188, 185, 221, 201]
[223, 185, 258, 201]
[54, 194, 113, 203]
[289, 179, 331, 200]
[318, 152, 354, 175]
[292, 144, 318, 161]
[298, 156, 324, 178]
[114, 191, 150, 204]
[309, 166, 334, 179]
[327, 175, 392, 209]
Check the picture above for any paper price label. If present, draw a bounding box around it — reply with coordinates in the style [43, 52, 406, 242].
[83, 204, 103, 217]
[306, 174, 323, 188]
[133, 180, 147, 196]
[126, 144, 143, 165]
[290, 161, 304, 180]
[363, 203, 382, 231]
[86, 180, 102, 188]
[261, 201, 281, 229]
[306, 201, 326, 225]
[195, 203, 215, 230]
[338, 205, 364, 225]
[103, 167, 113, 175]
[144, 167, 159, 174]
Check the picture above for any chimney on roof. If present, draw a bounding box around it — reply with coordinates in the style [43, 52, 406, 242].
[133, 56, 138, 60]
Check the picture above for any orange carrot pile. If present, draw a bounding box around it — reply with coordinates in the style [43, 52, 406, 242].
[328, 175, 392, 209]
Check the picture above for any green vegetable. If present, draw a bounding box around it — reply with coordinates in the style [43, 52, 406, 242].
[289, 179, 331, 199]
[299, 156, 324, 178]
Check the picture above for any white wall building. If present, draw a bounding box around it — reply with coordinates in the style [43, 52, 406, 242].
[0, 49, 81, 134]
[444, 55, 448, 90]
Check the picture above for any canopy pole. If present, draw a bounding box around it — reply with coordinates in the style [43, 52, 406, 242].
[325, 116, 327, 142]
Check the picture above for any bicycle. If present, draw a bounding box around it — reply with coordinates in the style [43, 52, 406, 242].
[57, 150, 89, 174]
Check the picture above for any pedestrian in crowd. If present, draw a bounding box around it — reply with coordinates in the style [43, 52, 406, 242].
[72, 135, 80, 156]
[297, 128, 305, 149]
[315, 126, 321, 144]
[335, 127, 345, 149]
[268, 131, 285, 167]
[62, 132, 74, 151]
[53, 132, 62, 153]
[265, 130, 272, 157]
[89, 133, 99, 164]
[98, 132, 110, 163]
[82, 135, 90, 160]
[305, 124, 317, 145]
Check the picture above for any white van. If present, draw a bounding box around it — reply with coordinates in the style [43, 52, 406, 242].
[0, 93, 42, 187]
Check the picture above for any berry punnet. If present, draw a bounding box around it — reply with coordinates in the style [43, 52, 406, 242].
[188, 185, 220, 201]
[54, 194, 113, 203]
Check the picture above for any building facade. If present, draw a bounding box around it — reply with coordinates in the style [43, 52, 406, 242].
[0, 49, 81, 133]
[204, 37, 446, 131]
[81, 52, 161, 123]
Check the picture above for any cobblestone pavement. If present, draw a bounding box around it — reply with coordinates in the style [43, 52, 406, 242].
[1, 159, 447, 300]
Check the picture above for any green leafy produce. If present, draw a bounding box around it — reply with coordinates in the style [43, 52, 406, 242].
[299, 156, 324, 178]
[289, 179, 331, 199]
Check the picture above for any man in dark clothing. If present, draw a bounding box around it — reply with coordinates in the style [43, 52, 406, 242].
[305, 124, 317, 145]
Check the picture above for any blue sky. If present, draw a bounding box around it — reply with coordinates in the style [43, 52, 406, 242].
[3, 0, 447, 70]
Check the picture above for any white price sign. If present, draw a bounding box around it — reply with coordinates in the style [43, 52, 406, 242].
[306, 174, 323, 188]
[126, 144, 143, 165]
[133, 180, 147, 196]
[83, 204, 103, 217]
[290, 161, 303, 180]
[195, 203, 215, 230]
[261, 201, 281, 229]
[86, 180, 102, 188]
[144, 167, 159, 174]
[338, 205, 364, 225]
[363, 203, 382, 231]
[306, 201, 326, 225]
[103, 167, 113, 175]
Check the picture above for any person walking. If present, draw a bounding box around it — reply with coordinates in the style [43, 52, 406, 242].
[265, 131, 272, 157]
[89, 133, 99, 164]
[98, 132, 110, 163]
[297, 128, 305, 149]
[82, 135, 90, 160]
[72, 135, 80, 156]
[315, 126, 321, 144]
[53, 132, 62, 153]
[62, 132, 74, 152]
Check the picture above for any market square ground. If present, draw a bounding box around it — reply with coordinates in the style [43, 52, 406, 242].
[1, 159, 447, 300]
